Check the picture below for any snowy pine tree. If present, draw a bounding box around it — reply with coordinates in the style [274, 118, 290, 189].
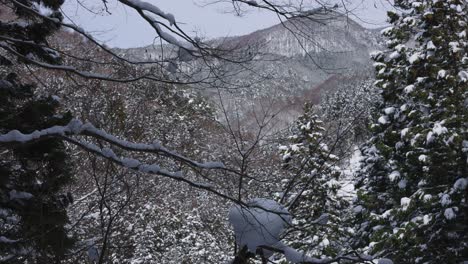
[279, 104, 350, 259]
[354, 0, 468, 262]
[0, 72, 74, 263]
[0, 1, 75, 262]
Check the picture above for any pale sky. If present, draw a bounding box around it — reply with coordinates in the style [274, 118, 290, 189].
[62, 0, 394, 48]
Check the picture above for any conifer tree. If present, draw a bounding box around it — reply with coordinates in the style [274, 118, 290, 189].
[279, 104, 350, 258]
[354, 1, 467, 262]
[0, 0, 75, 262]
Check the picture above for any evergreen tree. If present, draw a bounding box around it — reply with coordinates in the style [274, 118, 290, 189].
[279, 104, 350, 259]
[354, 0, 468, 262]
[0, 0, 74, 262]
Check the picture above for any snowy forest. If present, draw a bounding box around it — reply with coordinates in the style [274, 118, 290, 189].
[0, 0, 467, 263]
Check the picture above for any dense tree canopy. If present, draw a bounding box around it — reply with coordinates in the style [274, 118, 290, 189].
[354, 0, 467, 262]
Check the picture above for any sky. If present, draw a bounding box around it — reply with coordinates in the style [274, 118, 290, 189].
[62, 0, 394, 48]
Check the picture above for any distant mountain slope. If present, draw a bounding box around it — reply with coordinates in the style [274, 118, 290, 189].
[218, 11, 379, 59]
[116, 11, 382, 126]
[117, 11, 380, 70]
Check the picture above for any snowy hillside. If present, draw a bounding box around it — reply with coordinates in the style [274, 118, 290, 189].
[115, 11, 380, 127]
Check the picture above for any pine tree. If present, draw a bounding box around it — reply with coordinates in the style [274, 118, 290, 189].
[0, 0, 75, 262]
[279, 104, 350, 259]
[354, 1, 468, 262]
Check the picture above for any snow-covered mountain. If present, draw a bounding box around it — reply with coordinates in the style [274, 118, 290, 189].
[116, 11, 381, 125]
[120, 11, 380, 64]
[219, 12, 380, 58]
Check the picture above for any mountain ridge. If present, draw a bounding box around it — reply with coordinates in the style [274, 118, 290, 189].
[116, 11, 381, 64]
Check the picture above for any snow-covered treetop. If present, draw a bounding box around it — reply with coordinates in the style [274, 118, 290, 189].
[229, 198, 290, 256]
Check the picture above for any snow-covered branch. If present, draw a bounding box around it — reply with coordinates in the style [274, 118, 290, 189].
[229, 199, 382, 264]
[0, 119, 225, 170]
[0, 119, 259, 206]
[118, 0, 196, 51]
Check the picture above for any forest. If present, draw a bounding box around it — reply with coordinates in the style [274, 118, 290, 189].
[0, 0, 467, 263]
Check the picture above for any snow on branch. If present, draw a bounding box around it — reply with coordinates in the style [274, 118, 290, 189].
[118, 0, 195, 51]
[228, 198, 384, 263]
[0, 119, 246, 202]
[6, 0, 187, 66]
[121, 0, 176, 26]
[0, 119, 225, 170]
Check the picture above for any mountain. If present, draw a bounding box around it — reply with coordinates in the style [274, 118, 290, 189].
[220, 12, 379, 58]
[116, 11, 381, 127]
[119, 11, 380, 64]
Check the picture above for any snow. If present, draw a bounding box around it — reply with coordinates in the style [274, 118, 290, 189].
[287, 144, 300, 152]
[384, 107, 395, 115]
[400, 197, 411, 210]
[380, 27, 393, 35]
[398, 179, 407, 189]
[228, 198, 290, 256]
[154, 23, 190, 48]
[444, 208, 456, 220]
[67, 119, 84, 134]
[438, 70, 447, 79]
[9, 190, 33, 200]
[404, 84, 415, 93]
[459, 71, 468, 82]
[403, 17, 416, 26]
[448, 42, 462, 53]
[353, 205, 363, 214]
[51, 95, 61, 102]
[378, 116, 388, 125]
[463, 140, 468, 152]
[0, 80, 13, 89]
[32, 2, 54, 16]
[138, 164, 161, 174]
[416, 77, 427, 84]
[282, 246, 310, 263]
[87, 243, 100, 263]
[166, 13, 176, 26]
[408, 52, 422, 64]
[102, 147, 117, 159]
[126, 0, 176, 26]
[0, 236, 18, 243]
[0, 119, 225, 171]
[453, 178, 468, 191]
[440, 194, 451, 206]
[370, 51, 383, 59]
[432, 122, 448, 135]
[388, 171, 400, 181]
[311, 213, 329, 225]
[319, 238, 330, 247]
[227, 198, 339, 262]
[401, 128, 409, 138]
[423, 194, 432, 202]
[0, 130, 29, 143]
[418, 155, 428, 162]
[378, 258, 394, 264]
[121, 158, 141, 168]
[388, 51, 401, 60]
[426, 131, 435, 144]
[426, 41, 436, 50]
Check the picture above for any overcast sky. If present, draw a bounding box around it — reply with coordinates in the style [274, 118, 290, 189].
[62, 0, 394, 48]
